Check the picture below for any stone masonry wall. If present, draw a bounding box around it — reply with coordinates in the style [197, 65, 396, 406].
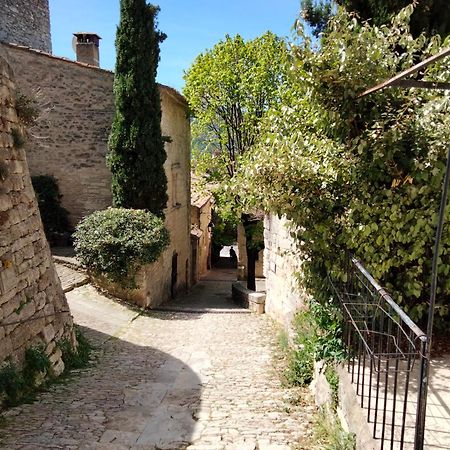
[97, 87, 192, 308]
[264, 215, 309, 330]
[0, 43, 192, 307]
[0, 49, 74, 374]
[2, 42, 115, 225]
[0, 0, 52, 53]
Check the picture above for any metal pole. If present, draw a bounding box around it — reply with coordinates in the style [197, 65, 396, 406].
[415, 145, 450, 449]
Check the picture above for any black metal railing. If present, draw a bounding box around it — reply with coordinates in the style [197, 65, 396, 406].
[329, 255, 428, 450]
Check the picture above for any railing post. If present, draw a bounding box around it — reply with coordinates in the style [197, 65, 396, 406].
[414, 337, 428, 450]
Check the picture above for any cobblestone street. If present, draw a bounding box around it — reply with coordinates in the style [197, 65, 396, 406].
[0, 265, 316, 450]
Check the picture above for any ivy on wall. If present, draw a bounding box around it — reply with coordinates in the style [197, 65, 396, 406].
[237, 5, 450, 324]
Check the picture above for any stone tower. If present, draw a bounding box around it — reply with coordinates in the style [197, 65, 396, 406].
[0, 0, 52, 53]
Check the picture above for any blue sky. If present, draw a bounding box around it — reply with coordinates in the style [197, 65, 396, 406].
[49, 0, 301, 92]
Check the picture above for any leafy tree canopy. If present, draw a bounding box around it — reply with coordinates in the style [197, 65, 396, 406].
[183, 32, 291, 219]
[237, 5, 450, 323]
[301, 0, 450, 38]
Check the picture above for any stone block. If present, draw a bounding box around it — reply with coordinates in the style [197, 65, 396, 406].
[27, 317, 46, 338]
[0, 263, 17, 294]
[22, 243, 34, 260]
[0, 336, 13, 363]
[41, 324, 55, 343]
[43, 302, 55, 317]
[10, 323, 32, 350]
[49, 347, 62, 365]
[52, 358, 65, 377]
[35, 291, 46, 310]
[1, 293, 21, 318]
[17, 300, 36, 323]
[45, 341, 56, 355]
[0, 193, 13, 211]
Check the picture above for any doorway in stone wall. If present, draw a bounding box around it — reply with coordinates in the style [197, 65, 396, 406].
[171, 252, 178, 299]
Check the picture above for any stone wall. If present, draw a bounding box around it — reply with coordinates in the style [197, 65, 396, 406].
[0, 49, 74, 374]
[1, 42, 191, 308]
[190, 194, 212, 283]
[2, 42, 115, 225]
[263, 215, 309, 330]
[0, 0, 52, 53]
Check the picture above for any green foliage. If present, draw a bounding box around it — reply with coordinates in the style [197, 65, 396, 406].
[23, 346, 51, 386]
[300, 0, 334, 37]
[107, 0, 168, 216]
[285, 301, 346, 387]
[302, 0, 450, 39]
[59, 327, 92, 371]
[74, 208, 169, 287]
[314, 407, 356, 450]
[31, 175, 71, 239]
[184, 32, 291, 222]
[238, 6, 450, 323]
[324, 364, 339, 411]
[0, 361, 24, 407]
[14, 91, 39, 126]
[11, 128, 25, 148]
[0, 346, 51, 408]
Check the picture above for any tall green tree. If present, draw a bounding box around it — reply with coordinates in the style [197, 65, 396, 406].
[184, 32, 290, 184]
[301, 0, 450, 38]
[183, 32, 290, 290]
[238, 6, 450, 322]
[107, 0, 168, 216]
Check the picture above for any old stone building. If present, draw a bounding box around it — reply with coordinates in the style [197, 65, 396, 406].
[0, 1, 192, 306]
[0, 47, 74, 373]
[190, 190, 213, 284]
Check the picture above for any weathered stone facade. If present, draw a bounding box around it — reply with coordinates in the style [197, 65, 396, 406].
[263, 215, 309, 329]
[0, 42, 192, 308]
[0, 49, 74, 373]
[190, 192, 212, 284]
[2, 42, 115, 225]
[0, 0, 52, 53]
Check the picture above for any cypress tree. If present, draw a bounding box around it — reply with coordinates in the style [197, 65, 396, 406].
[107, 0, 168, 216]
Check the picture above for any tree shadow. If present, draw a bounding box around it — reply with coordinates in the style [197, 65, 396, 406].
[0, 326, 203, 450]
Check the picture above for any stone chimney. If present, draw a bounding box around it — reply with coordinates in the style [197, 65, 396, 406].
[73, 32, 101, 67]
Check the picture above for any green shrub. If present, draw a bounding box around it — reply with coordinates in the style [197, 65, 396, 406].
[15, 91, 39, 126]
[0, 346, 51, 408]
[285, 302, 346, 387]
[0, 361, 25, 407]
[74, 208, 170, 287]
[31, 175, 71, 240]
[23, 345, 51, 386]
[59, 327, 92, 371]
[324, 364, 340, 411]
[314, 407, 356, 450]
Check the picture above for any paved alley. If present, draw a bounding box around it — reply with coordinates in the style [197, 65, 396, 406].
[0, 266, 316, 450]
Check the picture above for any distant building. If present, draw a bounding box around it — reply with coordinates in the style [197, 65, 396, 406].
[190, 187, 213, 284]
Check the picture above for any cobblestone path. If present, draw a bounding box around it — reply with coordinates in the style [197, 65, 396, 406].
[0, 269, 316, 450]
[54, 262, 89, 292]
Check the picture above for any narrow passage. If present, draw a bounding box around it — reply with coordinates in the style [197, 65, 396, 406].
[0, 265, 315, 450]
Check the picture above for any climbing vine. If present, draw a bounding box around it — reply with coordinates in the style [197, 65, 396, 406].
[237, 5, 450, 324]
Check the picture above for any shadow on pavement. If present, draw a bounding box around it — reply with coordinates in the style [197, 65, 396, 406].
[0, 326, 202, 450]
